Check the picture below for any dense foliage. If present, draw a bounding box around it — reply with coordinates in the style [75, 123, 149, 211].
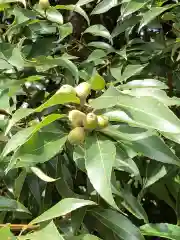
[1, 0, 180, 239]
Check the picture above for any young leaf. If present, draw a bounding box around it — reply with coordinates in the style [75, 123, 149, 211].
[90, 71, 106, 90]
[30, 198, 96, 224]
[85, 134, 118, 210]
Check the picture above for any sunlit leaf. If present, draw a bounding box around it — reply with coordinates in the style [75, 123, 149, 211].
[85, 134, 118, 209]
[31, 198, 96, 224]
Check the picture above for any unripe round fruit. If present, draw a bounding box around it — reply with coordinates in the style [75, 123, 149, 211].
[97, 115, 109, 129]
[39, 0, 50, 9]
[75, 82, 91, 99]
[68, 127, 85, 145]
[57, 84, 76, 95]
[68, 110, 86, 127]
[84, 113, 98, 130]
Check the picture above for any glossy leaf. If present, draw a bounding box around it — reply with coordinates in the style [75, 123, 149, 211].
[84, 25, 112, 43]
[85, 134, 118, 209]
[119, 79, 168, 90]
[0, 196, 30, 213]
[77, 0, 95, 5]
[31, 198, 96, 224]
[122, 0, 147, 17]
[5, 108, 34, 135]
[7, 132, 67, 170]
[91, 0, 118, 15]
[92, 209, 145, 240]
[140, 223, 180, 239]
[19, 221, 65, 240]
[129, 135, 180, 166]
[35, 91, 79, 112]
[31, 167, 57, 182]
[90, 86, 180, 134]
[139, 6, 172, 30]
[56, 5, 90, 25]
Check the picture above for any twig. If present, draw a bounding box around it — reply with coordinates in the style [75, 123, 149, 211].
[0, 224, 39, 231]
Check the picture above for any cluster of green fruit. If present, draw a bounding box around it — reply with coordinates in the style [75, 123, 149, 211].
[58, 82, 108, 145]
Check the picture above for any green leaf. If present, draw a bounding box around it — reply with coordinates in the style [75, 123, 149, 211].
[122, 88, 180, 106]
[120, 64, 146, 82]
[31, 167, 58, 182]
[70, 234, 101, 240]
[46, 8, 63, 24]
[113, 187, 148, 222]
[114, 146, 140, 177]
[5, 108, 34, 135]
[35, 91, 79, 112]
[87, 42, 114, 52]
[77, 0, 95, 6]
[101, 125, 154, 142]
[86, 50, 107, 63]
[140, 223, 180, 239]
[129, 135, 180, 166]
[31, 198, 96, 224]
[139, 6, 172, 30]
[90, 71, 106, 90]
[84, 25, 112, 43]
[0, 0, 26, 6]
[14, 169, 27, 199]
[85, 134, 118, 209]
[3, 114, 64, 158]
[143, 163, 167, 189]
[90, 86, 180, 134]
[56, 5, 90, 25]
[58, 23, 73, 41]
[0, 196, 30, 213]
[122, 0, 148, 17]
[0, 89, 10, 113]
[19, 221, 65, 240]
[91, 0, 118, 15]
[2, 127, 34, 158]
[112, 15, 140, 38]
[119, 79, 168, 90]
[92, 209, 145, 240]
[7, 131, 67, 170]
[0, 226, 14, 240]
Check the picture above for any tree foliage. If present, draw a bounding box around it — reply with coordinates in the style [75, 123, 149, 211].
[0, 0, 180, 239]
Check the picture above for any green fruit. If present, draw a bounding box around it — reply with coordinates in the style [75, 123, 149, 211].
[75, 82, 91, 99]
[97, 115, 109, 129]
[68, 110, 86, 127]
[84, 113, 98, 130]
[39, 0, 50, 9]
[57, 84, 76, 95]
[68, 127, 85, 145]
